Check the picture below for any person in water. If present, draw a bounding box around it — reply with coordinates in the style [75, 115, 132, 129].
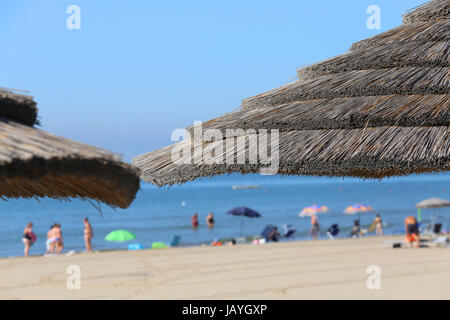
[191, 213, 199, 228]
[405, 216, 420, 248]
[22, 222, 36, 257]
[374, 214, 383, 235]
[83, 217, 93, 253]
[310, 214, 320, 240]
[206, 212, 215, 228]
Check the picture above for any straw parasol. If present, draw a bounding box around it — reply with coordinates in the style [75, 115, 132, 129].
[0, 88, 140, 208]
[133, 0, 449, 186]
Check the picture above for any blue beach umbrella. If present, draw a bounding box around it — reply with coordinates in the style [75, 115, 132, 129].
[227, 206, 262, 218]
[227, 206, 262, 236]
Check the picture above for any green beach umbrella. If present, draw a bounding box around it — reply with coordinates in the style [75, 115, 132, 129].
[105, 229, 136, 242]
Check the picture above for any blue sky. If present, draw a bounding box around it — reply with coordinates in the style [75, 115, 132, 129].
[1, 0, 425, 161]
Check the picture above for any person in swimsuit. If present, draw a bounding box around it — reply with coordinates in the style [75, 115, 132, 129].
[83, 217, 93, 252]
[191, 213, 199, 228]
[405, 216, 420, 248]
[22, 222, 36, 257]
[53, 223, 64, 254]
[374, 214, 383, 235]
[46, 224, 56, 253]
[310, 214, 320, 240]
[206, 212, 215, 228]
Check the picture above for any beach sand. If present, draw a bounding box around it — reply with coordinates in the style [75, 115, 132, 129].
[1, 236, 449, 300]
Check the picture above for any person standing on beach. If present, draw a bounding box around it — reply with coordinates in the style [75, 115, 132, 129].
[191, 213, 199, 228]
[22, 222, 36, 257]
[46, 225, 56, 253]
[310, 214, 320, 240]
[83, 217, 93, 252]
[206, 212, 215, 228]
[405, 216, 420, 248]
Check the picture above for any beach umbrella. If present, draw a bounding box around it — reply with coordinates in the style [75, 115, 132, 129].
[344, 204, 373, 215]
[105, 230, 137, 242]
[227, 206, 261, 236]
[415, 197, 450, 222]
[133, 0, 449, 187]
[299, 204, 329, 217]
[344, 204, 374, 222]
[416, 198, 450, 209]
[0, 88, 140, 208]
[227, 206, 262, 218]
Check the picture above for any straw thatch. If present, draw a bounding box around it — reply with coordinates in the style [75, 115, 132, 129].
[298, 41, 449, 81]
[187, 95, 449, 134]
[403, 0, 449, 24]
[134, 126, 449, 186]
[242, 67, 448, 109]
[0, 88, 37, 126]
[0, 89, 140, 208]
[133, 0, 450, 186]
[350, 20, 449, 50]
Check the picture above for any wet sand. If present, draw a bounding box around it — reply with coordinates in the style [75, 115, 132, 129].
[1, 236, 449, 299]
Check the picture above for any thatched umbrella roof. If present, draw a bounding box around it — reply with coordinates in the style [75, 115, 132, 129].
[0, 88, 140, 208]
[133, 0, 449, 186]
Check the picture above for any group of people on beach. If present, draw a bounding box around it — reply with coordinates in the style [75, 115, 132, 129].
[46, 223, 63, 254]
[308, 214, 384, 240]
[308, 213, 386, 240]
[21, 217, 93, 257]
[189, 207, 424, 250]
[309, 212, 421, 247]
[191, 212, 215, 228]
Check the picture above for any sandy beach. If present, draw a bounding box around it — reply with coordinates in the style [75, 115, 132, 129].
[1, 236, 449, 300]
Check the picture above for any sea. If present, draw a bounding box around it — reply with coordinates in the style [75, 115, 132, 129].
[1, 173, 449, 258]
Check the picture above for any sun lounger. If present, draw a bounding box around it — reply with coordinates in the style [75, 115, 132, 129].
[421, 223, 444, 240]
[149, 235, 182, 250]
[432, 236, 448, 248]
[170, 235, 181, 247]
[281, 224, 296, 238]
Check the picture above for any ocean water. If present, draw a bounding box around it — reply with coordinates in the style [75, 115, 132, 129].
[1, 173, 449, 257]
